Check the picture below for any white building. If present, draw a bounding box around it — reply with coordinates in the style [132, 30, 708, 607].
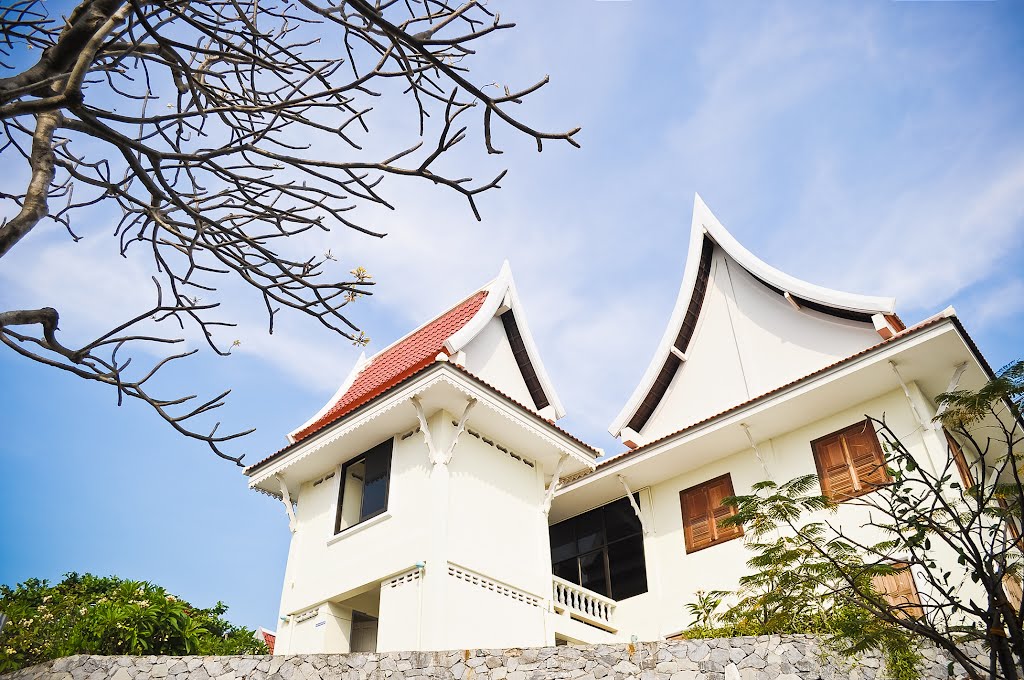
[245, 194, 1001, 653]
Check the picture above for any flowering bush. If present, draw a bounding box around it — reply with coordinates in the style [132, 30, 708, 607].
[0, 573, 267, 671]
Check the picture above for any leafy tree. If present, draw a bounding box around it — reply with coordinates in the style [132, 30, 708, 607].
[695, 360, 1023, 680]
[676, 481, 923, 680]
[0, 0, 578, 464]
[0, 572, 267, 672]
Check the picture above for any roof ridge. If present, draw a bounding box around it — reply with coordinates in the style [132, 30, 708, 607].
[361, 278, 497, 363]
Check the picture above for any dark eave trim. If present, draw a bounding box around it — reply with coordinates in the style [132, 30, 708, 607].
[627, 236, 715, 432]
[501, 310, 550, 411]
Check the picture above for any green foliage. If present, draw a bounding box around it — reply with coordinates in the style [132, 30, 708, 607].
[685, 590, 729, 629]
[677, 528, 923, 680]
[0, 573, 267, 672]
[680, 360, 1024, 680]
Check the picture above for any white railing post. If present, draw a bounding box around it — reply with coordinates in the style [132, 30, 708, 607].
[550, 575, 617, 629]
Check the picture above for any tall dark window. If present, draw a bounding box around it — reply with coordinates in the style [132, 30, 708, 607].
[550, 495, 647, 601]
[335, 439, 392, 534]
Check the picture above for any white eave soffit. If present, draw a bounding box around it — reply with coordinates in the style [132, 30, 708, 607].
[249, 362, 593, 491]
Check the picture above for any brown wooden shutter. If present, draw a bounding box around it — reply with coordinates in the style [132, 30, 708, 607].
[814, 434, 855, 500]
[945, 429, 976, 488]
[1004, 573, 1023, 613]
[680, 474, 742, 553]
[707, 476, 743, 543]
[872, 563, 923, 618]
[682, 486, 711, 551]
[813, 421, 890, 502]
[845, 422, 888, 490]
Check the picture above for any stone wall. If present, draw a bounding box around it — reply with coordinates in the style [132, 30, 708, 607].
[3, 636, 976, 680]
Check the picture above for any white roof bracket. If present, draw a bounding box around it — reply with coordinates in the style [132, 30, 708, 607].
[541, 454, 569, 516]
[618, 474, 649, 535]
[741, 423, 772, 480]
[275, 474, 297, 533]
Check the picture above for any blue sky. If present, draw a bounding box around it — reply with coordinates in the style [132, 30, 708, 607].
[2, 1, 1023, 631]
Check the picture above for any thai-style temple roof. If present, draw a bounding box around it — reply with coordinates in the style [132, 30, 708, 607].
[289, 291, 489, 443]
[286, 261, 565, 445]
[609, 194, 904, 445]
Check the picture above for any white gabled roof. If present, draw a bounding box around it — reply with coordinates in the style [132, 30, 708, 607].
[285, 261, 566, 445]
[608, 193, 898, 439]
[445, 260, 567, 419]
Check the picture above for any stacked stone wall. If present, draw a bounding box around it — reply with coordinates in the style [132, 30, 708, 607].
[2, 635, 979, 680]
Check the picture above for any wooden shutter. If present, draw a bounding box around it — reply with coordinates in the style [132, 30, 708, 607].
[945, 429, 976, 488]
[681, 486, 712, 552]
[845, 422, 888, 490]
[813, 421, 890, 502]
[872, 563, 923, 618]
[707, 476, 743, 542]
[814, 434, 855, 500]
[680, 474, 742, 553]
[1003, 573, 1023, 613]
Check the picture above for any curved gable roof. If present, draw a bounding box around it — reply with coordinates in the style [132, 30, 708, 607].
[609, 193, 899, 439]
[288, 262, 566, 444]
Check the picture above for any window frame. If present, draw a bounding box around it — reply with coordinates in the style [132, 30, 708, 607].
[334, 438, 393, 535]
[679, 473, 743, 554]
[549, 493, 649, 601]
[811, 419, 891, 502]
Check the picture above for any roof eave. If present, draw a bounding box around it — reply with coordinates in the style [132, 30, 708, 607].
[609, 192, 898, 438]
[246, 361, 596, 487]
[586, 315, 978, 492]
[445, 260, 567, 420]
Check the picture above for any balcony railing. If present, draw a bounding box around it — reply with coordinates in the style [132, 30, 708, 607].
[551, 576, 617, 630]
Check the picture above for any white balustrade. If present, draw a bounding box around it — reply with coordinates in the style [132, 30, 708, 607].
[551, 575, 616, 628]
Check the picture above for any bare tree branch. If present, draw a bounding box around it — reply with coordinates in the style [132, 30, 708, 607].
[0, 0, 579, 464]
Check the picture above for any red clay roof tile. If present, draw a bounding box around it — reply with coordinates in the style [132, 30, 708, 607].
[290, 291, 488, 442]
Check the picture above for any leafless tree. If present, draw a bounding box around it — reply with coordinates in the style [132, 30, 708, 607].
[0, 0, 579, 465]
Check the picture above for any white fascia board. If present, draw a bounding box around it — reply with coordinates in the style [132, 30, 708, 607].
[608, 198, 707, 437]
[445, 260, 567, 420]
[587, 319, 959, 493]
[286, 351, 368, 444]
[443, 260, 511, 353]
[695, 194, 896, 315]
[249, 363, 593, 490]
[607, 193, 897, 438]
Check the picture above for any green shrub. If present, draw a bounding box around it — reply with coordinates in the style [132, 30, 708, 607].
[0, 573, 267, 672]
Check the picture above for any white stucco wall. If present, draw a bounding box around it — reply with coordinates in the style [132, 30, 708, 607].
[377, 571, 422, 652]
[606, 387, 984, 639]
[277, 427, 433, 648]
[641, 250, 882, 441]
[462, 317, 536, 410]
[444, 567, 551, 649]
[447, 429, 551, 597]
[276, 405, 557, 654]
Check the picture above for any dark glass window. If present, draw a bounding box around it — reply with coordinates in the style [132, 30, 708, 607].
[336, 439, 393, 533]
[549, 495, 648, 601]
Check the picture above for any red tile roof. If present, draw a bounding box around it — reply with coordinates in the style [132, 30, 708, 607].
[261, 630, 275, 654]
[290, 291, 489, 442]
